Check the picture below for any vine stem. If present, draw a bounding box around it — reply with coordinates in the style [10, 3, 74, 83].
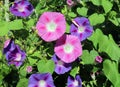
[5, 0, 9, 21]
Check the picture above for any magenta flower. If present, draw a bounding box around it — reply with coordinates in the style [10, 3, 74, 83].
[3, 39, 26, 67]
[95, 56, 103, 63]
[26, 66, 32, 73]
[66, 0, 74, 6]
[10, 0, 34, 17]
[70, 17, 93, 41]
[28, 73, 55, 87]
[52, 54, 72, 74]
[67, 75, 82, 87]
[54, 34, 82, 63]
[36, 12, 66, 42]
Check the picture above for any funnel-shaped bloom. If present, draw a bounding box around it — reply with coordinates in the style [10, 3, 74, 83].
[28, 73, 55, 87]
[3, 39, 26, 67]
[54, 34, 82, 63]
[70, 17, 93, 41]
[10, 0, 33, 17]
[36, 12, 66, 42]
[5, 45, 26, 67]
[67, 75, 82, 87]
[52, 54, 72, 74]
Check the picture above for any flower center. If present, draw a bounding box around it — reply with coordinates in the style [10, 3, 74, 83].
[63, 43, 73, 53]
[78, 26, 85, 33]
[46, 21, 57, 32]
[73, 80, 79, 86]
[38, 80, 46, 87]
[15, 53, 21, 61]
[17, 5, 25, 12]
[57, 60, 64, 66]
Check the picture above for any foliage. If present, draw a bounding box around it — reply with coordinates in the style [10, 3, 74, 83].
[0, 0, 120, 87]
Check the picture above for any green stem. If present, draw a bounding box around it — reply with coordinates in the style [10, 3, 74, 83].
[5, 0, 9, 21]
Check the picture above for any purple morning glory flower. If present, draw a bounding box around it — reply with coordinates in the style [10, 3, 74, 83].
[52, 54, 72, 74]
[70, 17, 93, 41]
[28, 73, 55, 87]
[10, 0, 34, 17]
[5, 45, 26, 67]
[95, 56, 103, 63]
[67, 75, 82, 87]
[3, 39, 16, 54]
[3, 39, 26, 67]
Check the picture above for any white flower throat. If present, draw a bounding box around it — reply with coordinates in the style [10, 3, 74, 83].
[46, 21, 57, 32]
[72, 20, 85, 33]
[64, 43, 73, 53]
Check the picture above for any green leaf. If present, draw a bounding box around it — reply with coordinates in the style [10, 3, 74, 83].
[81, 50, 98, 64]
[102, 0, 113, 13]
[0, 21, 9, 36]
[66, 23, 70, 33]
[9, 19, 23, 30]
[90, 0, 101, 6]
[77, 7, 88, 17]
[70, 67, 79, 77]
[37, 59, 55, 74]
[68, 12, 77, 18]
[16, 78, 28, 87]
[28, 57, 38, 65]
[88, 29, 120, 61]
[26, 19, 35, 28]
[88, 13, 105, 26]
[109, 17, 119, 26]
[19, 66, 27, 77]
[103, 59, 119, 86]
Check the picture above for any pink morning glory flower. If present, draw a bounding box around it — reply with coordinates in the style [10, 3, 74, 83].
[54, 34, 82, 63]
[28, 73, 55, 87]
[36, 12, 66, 42]
[10, 0, 34, 17]
[67, 75, 82, 87]
[95, 56, 103, 63]
[52, 54, 72, 74]
[70, 17, 93, 41]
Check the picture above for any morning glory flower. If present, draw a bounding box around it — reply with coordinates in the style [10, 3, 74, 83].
[52, 54, 72, 74]
[5, 45, 26, 67]
[3, 39, 26, 67]
[10, 0, 34, 17]
[26, 66, 33, 73]
[36, 12, 66, 42]
[95, 56, 103, 63]
[67, 75, 82, 87]
[28, 73, 55, 87]
[66, 0, 74, 6]
[3, 39, 16, 54]
[70, 17, 93, 41]
[54, 34, 82, 63]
